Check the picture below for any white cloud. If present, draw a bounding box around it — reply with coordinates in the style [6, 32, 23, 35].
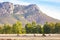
[39, 5, 60, 20]
[10, 0, 30, 5]
[0, 0, 30, 5]
[0, 0, 4, 2]
[40, 0, 60, 3]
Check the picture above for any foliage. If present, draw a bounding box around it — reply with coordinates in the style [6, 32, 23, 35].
[54, 23, 60, 33]
[2, 24, 12, 34]
[0, 21, 59, 34]
[25, 21, 42, 34]
[43, 22, 51, 34]
[25, 23, 33, 33]
[12, 21, 23, 34]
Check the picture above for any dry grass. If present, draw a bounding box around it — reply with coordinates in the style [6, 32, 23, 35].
[0, 34, 60, 40]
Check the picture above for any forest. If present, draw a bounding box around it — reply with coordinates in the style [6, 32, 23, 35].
[0, 21, 60, 34]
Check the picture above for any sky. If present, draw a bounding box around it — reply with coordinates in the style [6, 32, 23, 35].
[0, 0, 60, 20]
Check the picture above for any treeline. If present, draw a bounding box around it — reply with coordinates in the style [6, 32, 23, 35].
[0, 21, 60, 34]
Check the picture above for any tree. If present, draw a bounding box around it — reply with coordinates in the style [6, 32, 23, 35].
[25, 23, 33, 33]
[12, 21, 23, 34]
[48, 22, 55, 33]
[0, 27, 3, 34]
[22, 28, 26, 34]
[43, 22, 51, 34]
[32, 24, 42, 34]
[36, 24, 42, 33]
[25, 22, 42, 34]
[54, 23, 60, 33]
[32, 21, 37, 33]
[32, 21, 36, 27]
[3, 24, 12, 34]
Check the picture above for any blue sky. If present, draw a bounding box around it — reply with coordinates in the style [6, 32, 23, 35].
[0, 0, 60, 20]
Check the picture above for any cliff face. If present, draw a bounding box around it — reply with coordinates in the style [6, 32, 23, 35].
[0, 2, 60, 25]
[0, 2, 14, 17]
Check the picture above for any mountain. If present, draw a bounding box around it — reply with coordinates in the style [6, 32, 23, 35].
[0, 2, 60, 25]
